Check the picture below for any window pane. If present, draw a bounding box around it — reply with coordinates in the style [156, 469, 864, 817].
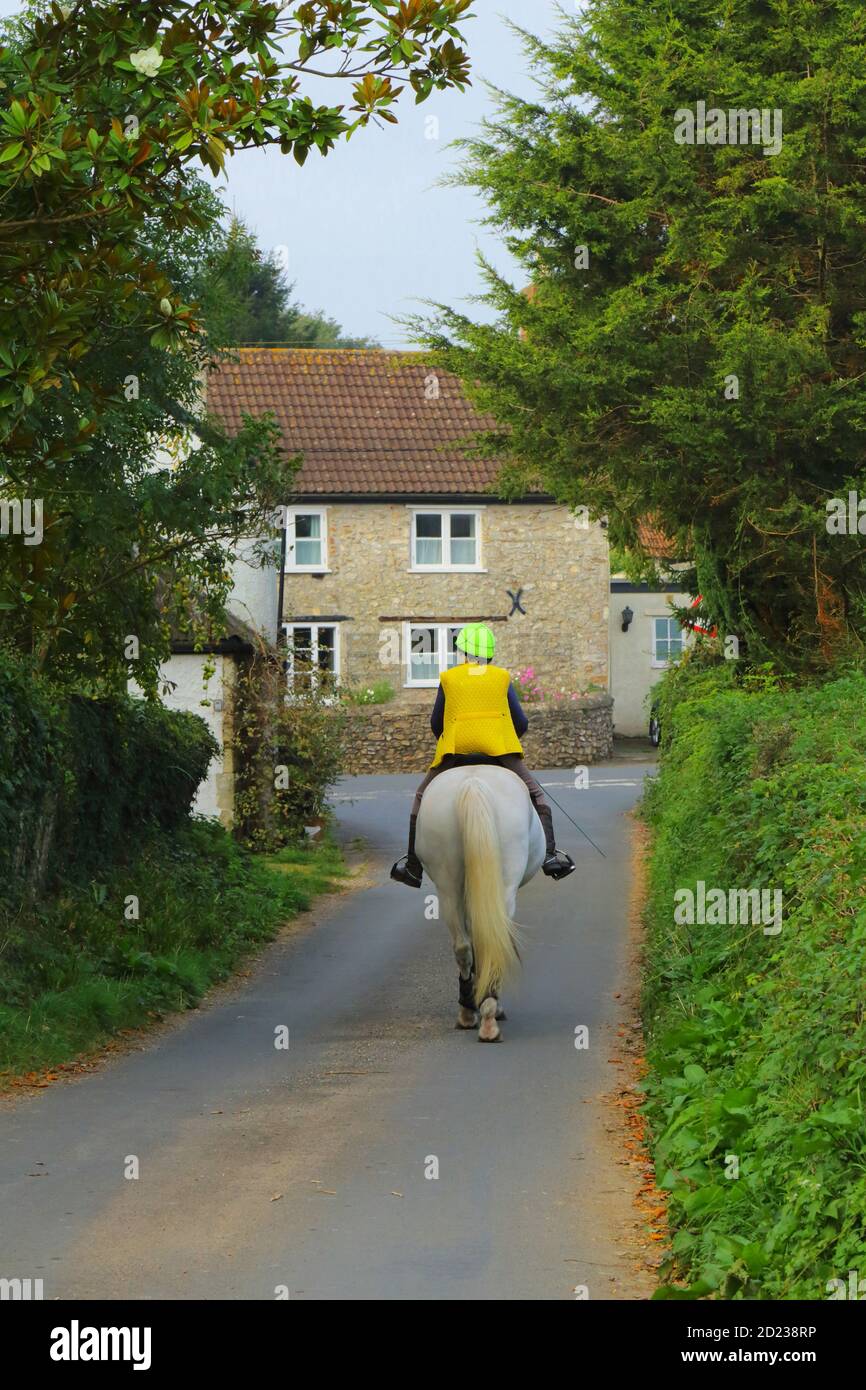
[295, 540, 321, 565]
[449, 514, 476, 566]
[291, 628, 313, 691]
[446, 627, 462, 666]
[317, 626, 337, 691]
[410, 626, 438, 682]
[317, 626, 335, 671]
[293, 514, 321, 566]
[653, 617, 682, 664]
[415, 513, 442, 566]
[445, 627, 463, 670]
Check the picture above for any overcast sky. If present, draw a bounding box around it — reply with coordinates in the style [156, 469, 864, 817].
[1, 0, 568, 344]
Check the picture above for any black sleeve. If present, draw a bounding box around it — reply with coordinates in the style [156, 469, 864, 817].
[507, 682, 529, 737]
[430, 684, 446, 737]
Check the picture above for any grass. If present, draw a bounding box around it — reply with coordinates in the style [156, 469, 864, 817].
[0, 820, 346, 1086]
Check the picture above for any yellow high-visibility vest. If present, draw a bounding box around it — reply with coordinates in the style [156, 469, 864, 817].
[430, 662, 524, 768]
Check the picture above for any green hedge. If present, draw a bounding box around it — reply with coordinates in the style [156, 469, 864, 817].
[642, 657, 866, 1300]
[0, 650, 217, 901]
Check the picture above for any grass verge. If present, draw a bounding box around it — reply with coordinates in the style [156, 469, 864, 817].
[0, 821, 346, 1086]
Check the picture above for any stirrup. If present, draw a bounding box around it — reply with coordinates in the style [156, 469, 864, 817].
[390, 854, 423, 888]
[543, 850, 576, 881]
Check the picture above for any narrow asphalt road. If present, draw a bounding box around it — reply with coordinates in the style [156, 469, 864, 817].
[1, 751, 656, 1301]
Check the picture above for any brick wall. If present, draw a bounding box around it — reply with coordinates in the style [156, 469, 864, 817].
[339, 695, 614, 775]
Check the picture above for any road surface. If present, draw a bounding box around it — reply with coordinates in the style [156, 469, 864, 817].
[0, 753, 655, 1301]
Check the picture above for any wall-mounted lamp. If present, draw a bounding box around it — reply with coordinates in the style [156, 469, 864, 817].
[621, 605, 634, 633]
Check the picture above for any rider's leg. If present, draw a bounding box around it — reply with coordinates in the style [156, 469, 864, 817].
[390, 763, 446, 887]
[497, 755, 576, 880]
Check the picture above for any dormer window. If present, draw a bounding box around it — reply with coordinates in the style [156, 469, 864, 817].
[285, 507, 329, 572]
[411, 508, 483, 572]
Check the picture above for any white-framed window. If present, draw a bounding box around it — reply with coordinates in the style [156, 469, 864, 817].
[404, 622, 465, 687]
[651, 616, 684, 668]
[410, 508, 483, 571]
[285, 507, 329, 571]
[284, 622, 340, 692]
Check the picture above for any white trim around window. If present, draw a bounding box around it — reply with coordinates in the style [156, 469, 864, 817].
[409, 507, 485, 572]
[650, 615, 685, 669]
[403, 621, 465, 687]
[283, 622, 341, 691]
[284, 506, 330, 572]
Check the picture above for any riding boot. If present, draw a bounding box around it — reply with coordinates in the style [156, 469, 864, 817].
[535, 801, 576, 881]
[390, 814, 423, 888]
[535, 801, 556, 857]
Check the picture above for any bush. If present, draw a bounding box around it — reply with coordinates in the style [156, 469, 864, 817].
[641, 657, 866, 1299]
[231, 650, 345, 849]
[0, 649, 217, 903]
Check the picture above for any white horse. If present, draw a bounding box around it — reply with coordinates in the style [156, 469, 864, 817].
[414, 764, 546, 1041]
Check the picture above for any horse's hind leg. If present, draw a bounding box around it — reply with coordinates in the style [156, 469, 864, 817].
[441, 888, 476, 1028]
[456, 963, 477, 1029]
[478, 996, 501, 1042]
[480, 883, 517, 1034]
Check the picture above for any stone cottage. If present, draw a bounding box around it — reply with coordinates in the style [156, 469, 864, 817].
[206, 349, 614, 772]
[207, 349, 609, 694]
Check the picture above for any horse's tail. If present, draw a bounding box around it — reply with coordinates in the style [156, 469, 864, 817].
[457, 777, 520, 1005]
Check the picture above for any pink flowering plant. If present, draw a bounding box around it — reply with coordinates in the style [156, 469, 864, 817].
[512, 667, 594, 703]
[513, 666, 543, 702]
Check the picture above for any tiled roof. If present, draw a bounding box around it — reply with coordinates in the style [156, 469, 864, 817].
[206, 348, 505, 496]
[637, 516, 679, 559]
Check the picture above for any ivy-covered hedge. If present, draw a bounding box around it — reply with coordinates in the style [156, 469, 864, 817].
[0, 650, 217, 901]
[642, 656, 866, 1300]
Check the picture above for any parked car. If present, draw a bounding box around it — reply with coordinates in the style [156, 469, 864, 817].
[649, 698, 662, 747]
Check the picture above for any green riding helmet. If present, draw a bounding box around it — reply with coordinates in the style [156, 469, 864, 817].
[456, 623, 496, 660]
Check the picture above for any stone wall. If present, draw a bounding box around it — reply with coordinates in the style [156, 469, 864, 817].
[282, 501, 610, 699]
[339, 694, 614, 775]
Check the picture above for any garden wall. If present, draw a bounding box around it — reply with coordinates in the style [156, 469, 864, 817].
[339, 694, 614, 774]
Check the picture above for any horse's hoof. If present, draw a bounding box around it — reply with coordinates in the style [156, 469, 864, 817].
[495, 1006, 507, 1021]
[478, 997, 501, 1042]
[456, 1007, 478, 1030]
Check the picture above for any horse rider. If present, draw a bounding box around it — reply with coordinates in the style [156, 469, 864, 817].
[390, 623, 577, 888]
